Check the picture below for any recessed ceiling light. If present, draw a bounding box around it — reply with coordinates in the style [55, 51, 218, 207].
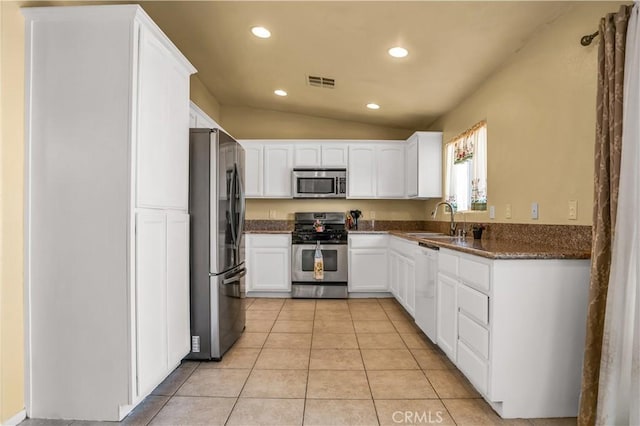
[251, 26, 271, 39]
[366, 103, 380, 110]
[274, 89, 287, 97]
[388, 46, 408, 58]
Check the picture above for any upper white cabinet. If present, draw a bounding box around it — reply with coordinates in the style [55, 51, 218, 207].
[241, 136, 437, 200]
[23, 5, 195, 421]
[264, 145, 294, 197]
[136, 25, 191, 210]
[239, 141, 292, 198]
[347, 145, 377, 197]
[322, 143, 349, 167]
[348, 142, 405, 198]
[294, 144, 322, 166]
[406, 132, 443, 199]
[377, 143, 405, 198]
[189, 101, 220, 129]
[293, 142, 349, 167]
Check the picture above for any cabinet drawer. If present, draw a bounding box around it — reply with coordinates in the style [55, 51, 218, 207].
[348, 234, 388, 248]
[458, 312, 489, 359]
[438, 250, 458, 276]
[247, 234, 291, 248]
[458, 283, 489, 325]
[457, 340, 489, 395]
[459, 257, 490, 291]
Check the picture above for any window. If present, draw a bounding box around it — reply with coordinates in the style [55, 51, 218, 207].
[444, 121, 487, 211]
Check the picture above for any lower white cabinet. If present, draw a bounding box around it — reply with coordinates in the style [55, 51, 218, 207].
[435, 247, 591, 418]
[348, 234, 389, 292]
[388, 237, 418, 316]
[246, 234, 291, 293]
[135, 212, 191, 397]
[436, 272, 458, 360]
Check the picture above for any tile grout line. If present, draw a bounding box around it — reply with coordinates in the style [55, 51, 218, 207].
[354, 299, 383, 426]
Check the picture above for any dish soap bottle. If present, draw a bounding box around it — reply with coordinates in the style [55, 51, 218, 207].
[314, 241, 324, 280]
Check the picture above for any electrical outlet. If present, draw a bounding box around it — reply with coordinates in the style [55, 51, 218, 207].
[531, 202, 539, 220]
[568, 200, 578, 220]
[505, 204, 512, 219]
[370, 211, 376, 219]
[269, 209, 277, 219]
[489, 205, 496, 219]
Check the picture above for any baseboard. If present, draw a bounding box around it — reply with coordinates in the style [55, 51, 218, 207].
[1, 409, 26, 426]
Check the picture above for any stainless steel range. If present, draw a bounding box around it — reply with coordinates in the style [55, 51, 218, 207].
[291, 212, 348, 299]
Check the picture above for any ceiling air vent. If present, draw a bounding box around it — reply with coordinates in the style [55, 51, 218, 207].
[307, 75, 335, 89]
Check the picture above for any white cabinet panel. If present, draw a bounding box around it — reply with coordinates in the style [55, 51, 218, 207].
[348, 145, 376, 197]
[246, 234, 291, 292]
[457, 340, 489, 395]
[436, 272, 457, 361]
[136, 29, 189, 210]
[294, 144, 321, 166]
[322, 144, 348, 167]
[457, 283, 489, 325]
[263, 145, 293, 197]
[349, 249, 388, 292]
[406, 132, 443, 199]
[135, 212, 168, 397]
[166, 213, 190, 367]
[377, 143, 405, 198]
[242, 143, 264, 197]
[458, 311, 489, 359]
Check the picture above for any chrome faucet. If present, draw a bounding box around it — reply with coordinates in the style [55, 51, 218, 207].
[432, 201, 457, 236]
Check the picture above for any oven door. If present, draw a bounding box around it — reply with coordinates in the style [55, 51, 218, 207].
[291, 243, 348, 282]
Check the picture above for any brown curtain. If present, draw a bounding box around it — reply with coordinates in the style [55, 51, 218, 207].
[578, 5, 632, 426]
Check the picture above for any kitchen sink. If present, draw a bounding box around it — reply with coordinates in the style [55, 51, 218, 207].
[405, 232, 448, 238]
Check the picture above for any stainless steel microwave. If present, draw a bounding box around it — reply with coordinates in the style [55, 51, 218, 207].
[292, 168, 347, 198]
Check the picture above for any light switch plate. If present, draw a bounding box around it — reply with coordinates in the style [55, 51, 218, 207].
[568, 200, 578, 220]
[489, 205, 496, 219]
[531, 202, 539, 219]
[505, 204, 512, 219]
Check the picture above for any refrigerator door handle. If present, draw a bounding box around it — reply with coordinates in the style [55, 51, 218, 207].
[222, 268, 247, 285]
[228, 167, 237, 247]
[235, 163, 245, 249]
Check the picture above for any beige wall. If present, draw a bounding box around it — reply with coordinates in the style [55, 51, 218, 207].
[221, 105, 412, 140]
[246, 199, 429, 221]
[427, 2, 624, 226]
[1, 1, 25, 423]
[190, 74, 221, 122]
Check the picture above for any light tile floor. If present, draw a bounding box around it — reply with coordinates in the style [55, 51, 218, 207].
[20, 298, 577, 426]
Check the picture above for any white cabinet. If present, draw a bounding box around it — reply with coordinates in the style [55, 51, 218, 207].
[294, 144, 322, 166]
[406, 132, 443, 199]
[321, 143, 348, 167]
[388, 237, 417, 316]
[435, 248, 591, 418]
[189, 101, 218, 129]
[136, 28, 190, 210]
[166, 213, 190, 367]
[242, 142, 264, 197]
[293, 142, 348, 167]
[240, 141, 292, 198]
[264, 145, 294, 197]
[348, 142, 405, 198]
[348, 234, 389, 292]
[436, 272, 458, 361]
[246, 234, 291, 293]
[135, 212, 169, 396]
[377, 143, 405, 198]
[347, 145, 377, 197]
[23, 5, 195, 421]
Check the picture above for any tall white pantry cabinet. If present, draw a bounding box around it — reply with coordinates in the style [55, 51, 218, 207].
[23, 5, 196, 421]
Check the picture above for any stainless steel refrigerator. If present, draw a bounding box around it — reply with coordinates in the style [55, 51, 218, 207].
[188, 128, 246, 360]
